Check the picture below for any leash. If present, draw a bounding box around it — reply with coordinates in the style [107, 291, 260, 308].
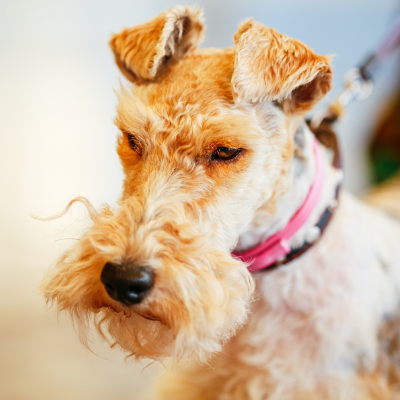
[310, 12, 400, 132]
[308, 11, 400, 195]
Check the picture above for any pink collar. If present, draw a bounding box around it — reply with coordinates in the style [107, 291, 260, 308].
[232, 137, 325, 273]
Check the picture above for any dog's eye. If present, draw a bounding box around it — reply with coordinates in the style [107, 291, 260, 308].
[127, 134, 141, 155]
[212, 147, 241, 161]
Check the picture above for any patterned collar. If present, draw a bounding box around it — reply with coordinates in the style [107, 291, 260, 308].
[232, 136, 341, 273]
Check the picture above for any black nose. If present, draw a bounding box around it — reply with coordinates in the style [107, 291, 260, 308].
[100, 263, 154, 306]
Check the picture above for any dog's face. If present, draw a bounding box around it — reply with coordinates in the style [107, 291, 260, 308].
[42, 6, 331, 362]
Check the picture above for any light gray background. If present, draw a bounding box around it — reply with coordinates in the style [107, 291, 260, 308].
[1, 1, 400, 399]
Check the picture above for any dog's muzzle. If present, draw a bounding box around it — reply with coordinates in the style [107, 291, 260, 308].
[100, 263, 154, 306]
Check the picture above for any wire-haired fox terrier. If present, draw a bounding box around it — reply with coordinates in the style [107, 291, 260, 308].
[42, 6, 400, 399]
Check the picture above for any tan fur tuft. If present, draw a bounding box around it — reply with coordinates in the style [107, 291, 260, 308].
[232, 19, 332, 112]
[109, 6, 204, 84]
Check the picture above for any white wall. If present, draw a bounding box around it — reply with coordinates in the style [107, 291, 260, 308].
[0, 1, 399, 399]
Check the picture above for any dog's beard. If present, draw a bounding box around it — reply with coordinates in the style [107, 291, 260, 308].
[100, 253, 253, 362]
[41, 198, 255, 362]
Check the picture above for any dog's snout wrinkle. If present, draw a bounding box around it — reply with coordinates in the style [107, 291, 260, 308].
[100, 263, 154, 306]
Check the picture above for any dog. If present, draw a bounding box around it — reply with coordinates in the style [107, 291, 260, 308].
[41, 6, 400, 399]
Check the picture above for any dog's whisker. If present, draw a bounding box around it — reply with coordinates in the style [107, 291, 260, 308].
[33, 196, 99, 222]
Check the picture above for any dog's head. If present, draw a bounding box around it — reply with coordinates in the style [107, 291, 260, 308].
[41, 6, 332, 362]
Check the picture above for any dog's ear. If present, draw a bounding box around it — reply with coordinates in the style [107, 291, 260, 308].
[110, 6, 204, 83]
[232, 19, 332, 113]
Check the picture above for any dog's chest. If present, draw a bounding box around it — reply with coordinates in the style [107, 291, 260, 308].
[208, 193, 400, 397]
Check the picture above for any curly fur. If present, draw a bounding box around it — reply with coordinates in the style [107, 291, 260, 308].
[41, 6, 400, 399]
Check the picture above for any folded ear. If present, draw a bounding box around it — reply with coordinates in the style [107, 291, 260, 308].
[110, 6, 204, 84]
[232, 19, 332, 113]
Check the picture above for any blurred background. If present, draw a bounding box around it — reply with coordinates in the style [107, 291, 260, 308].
[1, 0, 400, 399]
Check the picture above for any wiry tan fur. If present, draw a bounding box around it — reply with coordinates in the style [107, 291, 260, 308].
[42, 6, 400, 399]
[232, 18, 332, 112]
[110, 6, 204, 84]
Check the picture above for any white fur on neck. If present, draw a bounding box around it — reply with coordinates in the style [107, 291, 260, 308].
[235, 122, 342, 253]
[215, 126, 400, 398]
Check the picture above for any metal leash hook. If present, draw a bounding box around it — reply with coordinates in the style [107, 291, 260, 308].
[310, 68, 373, 130]
[310, 12, 400, 131]
[339, 68, 374, 104]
